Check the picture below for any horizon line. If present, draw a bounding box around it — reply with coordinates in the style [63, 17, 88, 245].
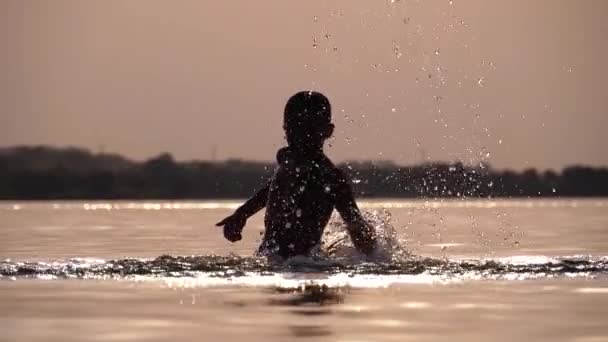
[2, 144, 607, 173]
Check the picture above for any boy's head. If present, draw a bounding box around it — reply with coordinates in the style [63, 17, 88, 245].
[283, 91, 334, 149]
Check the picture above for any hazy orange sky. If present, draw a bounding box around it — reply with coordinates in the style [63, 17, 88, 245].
[1, 0, 607, 170]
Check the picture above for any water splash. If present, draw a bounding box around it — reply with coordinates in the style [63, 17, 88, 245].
[322, 210, 410, 262]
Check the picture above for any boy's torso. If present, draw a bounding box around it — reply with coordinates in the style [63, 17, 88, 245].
[260, 148, 339, 258]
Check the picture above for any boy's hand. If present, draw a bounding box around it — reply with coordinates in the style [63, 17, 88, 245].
[216, 214, 246, 242]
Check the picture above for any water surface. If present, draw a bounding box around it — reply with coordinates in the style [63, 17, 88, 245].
[1, 199, 607, 341]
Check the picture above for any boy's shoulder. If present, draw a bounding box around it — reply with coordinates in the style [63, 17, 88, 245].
[276, 147, 347, 183]
[276, 147, 333, 166]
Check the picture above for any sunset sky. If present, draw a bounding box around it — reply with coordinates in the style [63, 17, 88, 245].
[1, 0, 607, 170]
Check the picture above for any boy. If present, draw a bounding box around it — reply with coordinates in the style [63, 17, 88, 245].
[216, 91, 376, 258]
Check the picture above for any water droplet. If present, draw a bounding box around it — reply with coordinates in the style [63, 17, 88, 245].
[393, 42, 403, 59]
[391, 108, 396, 113]
[296, 209, 302, 217]
[352, 179, 361, 184]
[477, 77, 485, 87]
[285, 222, 292, 228]
[324, 185, 331, 193]
[434, 49, 441, 56]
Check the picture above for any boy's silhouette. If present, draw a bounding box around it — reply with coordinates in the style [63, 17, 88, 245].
[216, 91, 376, 258]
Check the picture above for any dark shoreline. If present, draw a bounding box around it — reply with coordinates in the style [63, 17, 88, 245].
[1, 145, 607, 200]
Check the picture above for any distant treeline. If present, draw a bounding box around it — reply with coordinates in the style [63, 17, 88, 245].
[0, 146, 607, 199]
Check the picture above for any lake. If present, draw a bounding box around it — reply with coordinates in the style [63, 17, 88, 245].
[1, 199, 607, 341]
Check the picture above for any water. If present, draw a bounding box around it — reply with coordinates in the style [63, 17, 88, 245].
[1, 199, 608, 341]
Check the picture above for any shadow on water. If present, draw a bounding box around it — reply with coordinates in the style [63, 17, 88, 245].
[268, 284, 346, 338]
[218, 284, 345, 337]
[268, 284, 345, 307]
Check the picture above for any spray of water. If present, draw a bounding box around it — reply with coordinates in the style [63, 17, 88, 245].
[321, 209, 411, 262]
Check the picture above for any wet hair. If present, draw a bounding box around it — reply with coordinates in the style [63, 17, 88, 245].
[283, 91, 332, 132]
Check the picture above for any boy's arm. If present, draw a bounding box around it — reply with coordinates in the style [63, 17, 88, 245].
[234, 182, 270, 218]
[333, 171, 376, 255]
[216, 182, 270, 242]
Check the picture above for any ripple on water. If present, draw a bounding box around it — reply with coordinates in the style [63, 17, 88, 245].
[1, 254, 607, 288]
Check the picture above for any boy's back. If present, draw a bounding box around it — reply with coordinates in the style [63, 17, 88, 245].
[261, 147, 341, 257]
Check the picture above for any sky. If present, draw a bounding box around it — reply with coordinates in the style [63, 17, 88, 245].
[1, 0, 607, 170]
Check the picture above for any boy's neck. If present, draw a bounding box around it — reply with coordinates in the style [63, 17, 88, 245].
[288, 144, 324, 156]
